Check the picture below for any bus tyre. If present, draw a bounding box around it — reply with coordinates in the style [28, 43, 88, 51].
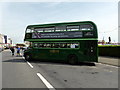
[68, 55, 78, 65]
[25, 54, 32, 61]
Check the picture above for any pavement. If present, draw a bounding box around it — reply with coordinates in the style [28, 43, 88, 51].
[98, 56, 119, 67]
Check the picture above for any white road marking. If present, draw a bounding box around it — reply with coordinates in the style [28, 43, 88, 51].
[37, 73, 56, 90]
[27, 61, 34, 68]
[22, 56, 25, 59]
[22, 56, 33, 69]
[22, 56, 55, 89]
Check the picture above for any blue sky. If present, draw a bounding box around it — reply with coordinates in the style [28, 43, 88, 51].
[0, 2, 118, 43]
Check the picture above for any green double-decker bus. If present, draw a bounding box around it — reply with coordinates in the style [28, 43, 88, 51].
[24, 21, 98, 64]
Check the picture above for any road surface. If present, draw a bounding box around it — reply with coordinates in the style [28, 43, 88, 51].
[2, 49, 118, 89]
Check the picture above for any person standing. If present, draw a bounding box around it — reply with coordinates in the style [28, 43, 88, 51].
[10, 47, 15, 56]
[17, 47, 21, 56]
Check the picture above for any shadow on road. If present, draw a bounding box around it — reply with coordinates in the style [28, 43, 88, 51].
[2, 59, 26, 63]
[28, 59, 96, 66]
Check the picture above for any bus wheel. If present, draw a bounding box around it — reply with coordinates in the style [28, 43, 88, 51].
[25, 54, 32, 61]
[68, 55, 78, 65]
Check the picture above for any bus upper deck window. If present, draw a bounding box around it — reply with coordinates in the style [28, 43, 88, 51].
[55, 26, 66, 32]
[80, 24, 93, 30]
[26, 29, 31, 33]
[44, 27, 55, 32]
[67, 25, 79, 31]
[34, 28, 44, 32]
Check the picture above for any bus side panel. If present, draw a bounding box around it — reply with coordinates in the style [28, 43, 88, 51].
[49, 49, 62, 61]
[32, 49, 50, 60]
[59, 49, 83, 62]
[49, 40, 98, 63]
[82, 40, 98, 62]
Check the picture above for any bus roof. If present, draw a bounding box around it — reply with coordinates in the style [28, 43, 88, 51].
[26, 21, 96, 29]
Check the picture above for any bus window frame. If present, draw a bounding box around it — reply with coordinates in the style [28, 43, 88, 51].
[32, 42, 80, 49]
[66, 25, 80, 31]
[26, 23, 94, 33]
[55, 25, 67, 32]
[44, 27, 55, 32]
[79, 24, 93, 31]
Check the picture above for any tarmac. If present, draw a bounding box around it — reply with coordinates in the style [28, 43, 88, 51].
[1, 49, 119, 67]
